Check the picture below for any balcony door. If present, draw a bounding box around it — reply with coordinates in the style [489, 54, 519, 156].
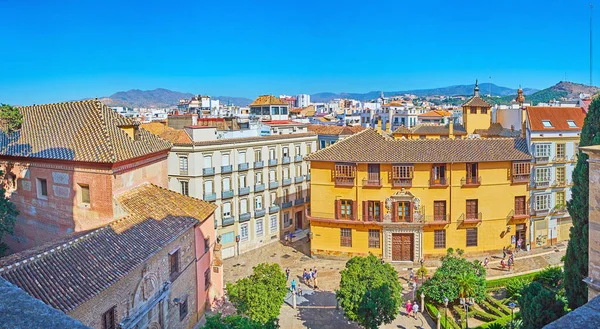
[368, 164, 380, 182]
[515, 196, 526, 216]
[434, 201, 446, 221]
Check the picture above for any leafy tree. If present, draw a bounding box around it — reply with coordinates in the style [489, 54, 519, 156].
[0, 170, 18, 256]
[203, 314, 276, 329]
[518, 282, 566, 329]
[0, 104, 23, 134]
[336, 254, 402, 329]
[505, 278, 528, 299]
[226, 263, 287, 325]
[536, 266, 563, 290]
[564, 97, 600, 308]
[420, 249, 486, 304]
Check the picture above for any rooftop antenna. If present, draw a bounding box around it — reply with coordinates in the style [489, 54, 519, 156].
[591, 3, 594, 86]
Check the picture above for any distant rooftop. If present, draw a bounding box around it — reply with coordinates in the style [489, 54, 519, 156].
[250, 95, 288, 106]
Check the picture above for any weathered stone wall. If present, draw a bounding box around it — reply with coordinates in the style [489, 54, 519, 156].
[587, 152, 600, 300]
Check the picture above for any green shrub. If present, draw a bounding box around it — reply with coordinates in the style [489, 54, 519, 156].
[536, 266, 563, 289]
[486, 272, 538, 290]
[425, 301, 461, 329]
[485, 295, 512, 316]
[470, 309, 499, 322]
[505, 278, 528, 298]
[479, 299, 505, 318]
[474, 314, 514, 329]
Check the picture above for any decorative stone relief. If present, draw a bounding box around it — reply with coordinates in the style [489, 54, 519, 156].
[21, 180, 31, 191]
[52, 185, 70, 198]
[52, 172, 69, 185]
[383, 228, 423, 262]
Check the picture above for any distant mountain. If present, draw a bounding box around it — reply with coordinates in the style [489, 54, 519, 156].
[98, 88, 252, 107]
[310, 83, 538, 102]
[491, 81, 598, 105]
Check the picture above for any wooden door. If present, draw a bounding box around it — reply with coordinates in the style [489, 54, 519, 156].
[466, 200, 478, 219]
[295, 211, 303, 230]
[392, 233, 413, 261]
[515, 196, 526, 216]
[368, 164, 380, 181]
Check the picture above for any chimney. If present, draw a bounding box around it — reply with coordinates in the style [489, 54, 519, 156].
[386, 118, 392, 134]
[449, 120, 454, 139]
[377, 118, 382, 134]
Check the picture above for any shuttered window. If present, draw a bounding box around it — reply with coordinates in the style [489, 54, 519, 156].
[368, 230, 380, 248]
[466, 200, 478, 220]
[434, 230, 446, 249]
[466, 228, 478, 247]
[340, 228, 352, 247]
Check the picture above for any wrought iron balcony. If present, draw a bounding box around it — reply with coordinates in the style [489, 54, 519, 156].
[535, 156, 550, 164]
[283, 178, 292, 186]
[294, 176, 304, 183]
[282, 156, 291, 164]
[203, 167, 215, 176]
[335, 176, 354, 187]
[222, 216, 235, 226]
[461, 176, 481, 187]
[282, 201, 293, 209]
[534, 180, 550, 189]
[254, 183, 265, 192]
[203, 193, 216, 202]
[552, 156, 567, 163]
[239, 213, 251, 223]
[254, 161, 264, 169]
[254, 209, 266, 218]
[294, 155, 303, 162]
[221, 190, 234, 199]
[269, 181, 279, 189]
[268, 159, 278, 166]
[269, 205, 280, 213]
[552, 180, 567, 188]
[429, 177, 448, 187]
[362, 178, 382, 187]
[392, 178, 412, 188]
[423, 214, 450, 226]
[294, 198, 305, 206]
[238, 186, 250, 196]
[238, 163, 249, 171]
[221, 165, 233, 173]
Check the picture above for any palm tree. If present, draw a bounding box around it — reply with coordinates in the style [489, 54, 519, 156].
[455, 272, 478, 298]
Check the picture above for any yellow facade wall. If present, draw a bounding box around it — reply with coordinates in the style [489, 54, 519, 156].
[463, 106, 491, 134]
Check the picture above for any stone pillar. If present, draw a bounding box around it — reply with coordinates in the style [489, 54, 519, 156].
[421, 292, 425, 312]
[292, 290, 297, 309]
[437, 312, 441, 329]
[582, 146, 600, 300]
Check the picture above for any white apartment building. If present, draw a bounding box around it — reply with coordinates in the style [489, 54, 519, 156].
[526, 106, 586, 248]
[297, 94, 310, 108]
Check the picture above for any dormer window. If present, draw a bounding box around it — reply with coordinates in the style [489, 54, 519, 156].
[567, 120, 577, 128]
[542, 120, 553, 128]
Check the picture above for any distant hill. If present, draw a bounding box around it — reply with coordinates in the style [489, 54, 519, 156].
[490, 81, 598, 105]
[98, 88, 252, 107]
[310, 83, 538, 102]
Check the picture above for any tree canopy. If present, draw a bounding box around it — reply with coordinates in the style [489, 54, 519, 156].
[336, 254, 402, 329]
[0, 170, 18, 256]
[0, 104, 23, 134]
[518, 282, 566, 329]
[226, 263, 287, 325]
[419, 249, 486, 304]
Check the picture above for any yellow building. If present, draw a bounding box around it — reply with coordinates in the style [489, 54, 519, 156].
[305, 129, 533, 261]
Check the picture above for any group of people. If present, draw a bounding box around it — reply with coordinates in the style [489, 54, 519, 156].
[404, 300, 420, 319]
[480, 241, 522, 272]
[286, 267, 318, 295]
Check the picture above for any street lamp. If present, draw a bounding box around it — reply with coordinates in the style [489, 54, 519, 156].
[460, 297, 475, 329]
[443, 296, 449, 328]
[508, 302, 516, 329]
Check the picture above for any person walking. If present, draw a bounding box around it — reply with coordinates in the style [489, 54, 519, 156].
[483, 257, 489, 269]
[405, 300, 413, 317]
[308, 268, 314, 288]
[517, 238, 523, 252]
[502, 246, 507, 259]
[313, 267, 318, 290]
[285, 267, 290, 281]
[500, 258, 506, 271]
[302, 268, 307, 284]
[409, 269, 414, 283]
[507, 257, 513, 271]
[413, 302, 420, 319]
[291, 279, 297, 293]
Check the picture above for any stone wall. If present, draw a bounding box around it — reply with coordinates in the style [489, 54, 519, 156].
[585, 148, 600, 300]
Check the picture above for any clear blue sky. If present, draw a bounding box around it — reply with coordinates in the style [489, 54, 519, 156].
[0, 0, 596, 105]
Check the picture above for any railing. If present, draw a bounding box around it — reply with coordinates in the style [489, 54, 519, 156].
[268, 159, 278, 166]
[238, 163, 249, 171]
[306, 174, 311, 181]
[221, 165, 233, 173]
[221, 190, 234, 199]
[222, 216, 235, 226]
[392, 178, 412, 188]
[335, 176, 354, 186]
[269, 205, 280, 213]
[294, 198, 305, 206]
[534, 180, 550, 189]
[254, 184, 265, 192]
[507, 207, 529, 223]
[461, 176, 481, 187]
[552, 204, 568, 215]
[254, 161, 264, 169]
[465, 212, 482, 221]
[282, 201, 293, 209]
[269, 181, 279, 189]
[282, 156, 291, 164]
[552, 156, 567, 163]
[254, 209, 266, 218]
[364, 215, 383, 222]
[535, 156, 550, 164]
[238, 186, 250, 196]
[294, 176, 304, 183]
[203, 167, 215, 176]
[179, 169, 188, 175]
[533, 207, 550, 216]
[552, 180, 567, 187]
[429, 177, 448, 187]
[239, 213, 251, 223]
[423, 214, 450, 225]
[282, 178, 292, 186]
[362, 178, 382, 187]
[511, 174, 530, 184]
[203, 193, 216, 202]
[294, 155, 303, 162]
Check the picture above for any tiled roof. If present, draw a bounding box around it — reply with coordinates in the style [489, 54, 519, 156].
[140, 121, 193, 144]
[462, 96, 491, 108]
[250, 95, 288, 106]
[582, 99, 592, 113]
[189, 132, 316, 146]
[0, 100, 171, 163]
[418, 110, 451, 117]
[473, 123, 521, 137]
[392, 125, 413, 134]
[0, 184, 216, 313]
[305, 129, 532, 163]
[527, 106, 586, 131]
[411, 123, 467, 136]
[307, 124, 365, 136]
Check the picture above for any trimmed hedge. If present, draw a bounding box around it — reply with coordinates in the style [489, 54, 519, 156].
[470, 308, 499, 322]
[425, 301, 461, 329]
[479, 299, 506, 318]
[485, 295, 512, 316]
[486, 272, 539, 290]
[474, 314, 517, 329]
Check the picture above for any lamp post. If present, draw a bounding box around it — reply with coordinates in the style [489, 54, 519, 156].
[460, 297, 474, 329]
[443, 297, 449, 328]
[508, 302, 516, 329]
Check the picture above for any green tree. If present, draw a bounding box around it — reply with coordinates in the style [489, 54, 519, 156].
[564, 97, 600, 308]
[203, 314, 276, 329]
[0, 170, 18, 256]
[226, 263, 287, 325]
[518, 282, 566, 329]
[420, 249, 486, 304]
[336, 254, 402, 329]
[0, 104, 23, 134]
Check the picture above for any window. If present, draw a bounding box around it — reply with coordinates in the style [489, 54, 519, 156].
[340, 228, 352, 247]
[339, 199, 353, 220]
[395, 201, 411, 222]
[102, 306, 116, 329]
[222, 177, 231, 191]
[270, 192, 277, 206]
[240, 223, 249, 241]
[284, 212, 292, 227]
[295, 145, 301, 156]
[221, 232, 234, 244]
[204, 180, 213, 194]
[180, 180, 189, 196]
[466, 228, 478, 247]
[466, 200, 478, 220]
[204, 237, 210, 253]
[179, 295, 189, 321]
[556, 166, 566, 184]
[334, 163, 356, 186]
[556, 192, 566, 208]
[222, 202, 231, 217]
[296, 165, 302, 176]
[536, 167, 551, 183]
[256, 218, 264, 237]
[365, 201, 381, 221]
[204, 268, 211, 291]
[283, 189, 289, 203]
[269, 148, 276, 160]
[169, 249, 180, 278]
[283, 147, 289, 157]
[431, 164, 446, 185]
[535, 194, 550, 211]
[481, 107, 488, 114]
[269, 169, 276, 182]
[368, 229, 380, 248]
[367, 163, 380, 182]
[434, 201, 446, 221]
[203, 155, 212, 168]
[282, 167, 289, 179]
[470, 106, 477, 114]
[254, 150, 262, 162]
[535, 144, 551, 157]
[295, 185, 303, 199]
[515, 196, 527, 216]
[556, 143, 566, 159]
[238, 151, 246, 164]
[465, 162, 478, 184]
[567, 120, 578, 128]
[255, 195, 263, 210]
[36, 178, 48, 198]
[541, 120, 553, 128]
[392, 164, 414, 187]
[222, 153, 230, 166]
[434, 230, 446, 249]
[179, 156, 188, 174]
[239, 174, 246, 188]
[270, 215, 278, 233]
[320, 140, 326, 149]
[512, 162, 531, 182]
[306, 143, 312, 154]
[255, 172, 262, 184]
[240, 199, 248, 214]
[79, 184, 90, 204]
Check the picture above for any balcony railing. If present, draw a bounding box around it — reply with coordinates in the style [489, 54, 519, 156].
[254, 209, 266, 218]
[335, 176, 354, 187]
[221, 165, 233, 173]
[457, 212, 482, 226]
[282, 201, 293, 209]
[507, 206, 529, 224]
[254, 183, 265, 192]
[282, 156, 291, 164]
[423, 214, 450, 225]
[392, 178, 412, 188]
[511, 174, 530, 184]
[238, 186, 250, 196]
[269, 205, 280, 213]
[283, 178, 292, 186]
[179, 169, 188, 176]
[238, 163, 249, 171]
[269, 181, 279, 189]
[306, 174, 311, 181]
[535, 156, 550, 164]
[306, 196, 310, 202]
[222, 216, 235, 226]
[203, 193, 217, 202]
[239, 213, 251, 223]
[552, 204, 568, 215]
[294, 198, 305, 206]
[429, 177, 448, 187]
[221, 190, 234, 199]
[294, 176, 304, 183]
[254, 161, 264, 169]
[294, 155, 303, 162]
[465, 212, 482, 221]
[461, 176, 481, 187]
[203, 167, 215, 176]
[552, 180, 567, 187]
[534, 180, 550, 189]
[552, 156, 567, 163]
[268, 159, 278, 166]
[533, 207, 550, 216]
[362, 178, 382, 187]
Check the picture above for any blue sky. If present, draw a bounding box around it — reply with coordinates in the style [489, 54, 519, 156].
[0, 0, 596, 104]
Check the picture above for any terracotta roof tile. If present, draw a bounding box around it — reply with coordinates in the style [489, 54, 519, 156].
[305, 129, 532, 163]
[473, 123, 521, 137]
[189, 132, 316, 146]
[140, 122, 193, 144]
[307, 124, 364, 136]
[463, 96, 491, 108]
[0, 100, 171, 163]
[412, 123, 467, 135]
[250, 95, 288, 106]
[526, 106, 586, 131]
[392, 125, 412, 134]
[0, 184, 216, 313]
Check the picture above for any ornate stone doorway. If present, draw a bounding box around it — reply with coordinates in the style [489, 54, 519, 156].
[391, 233, 413, 261]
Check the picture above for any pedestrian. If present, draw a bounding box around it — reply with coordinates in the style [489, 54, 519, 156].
[309, 268, 314, 288]
[409, 268, 414, 282]
[413, 302, 420, 319]
[507, 257, 512, 271]
[302, 268, 307, 284]
[517, 238, 523, 252]
[405, 300, 412, 317]
[313, 267, 318, 289]
[503, 246, 507, 259]
[285, 267, 290, 281]
[291, 279, 296, 293]
[483, 257, 489, 268]
[297, 286, 303, 296]
[500, 258, 506, 271]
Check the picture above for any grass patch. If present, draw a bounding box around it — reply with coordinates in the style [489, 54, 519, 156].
[486, 272, 538, 290]
[474, 314, 517, 329]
